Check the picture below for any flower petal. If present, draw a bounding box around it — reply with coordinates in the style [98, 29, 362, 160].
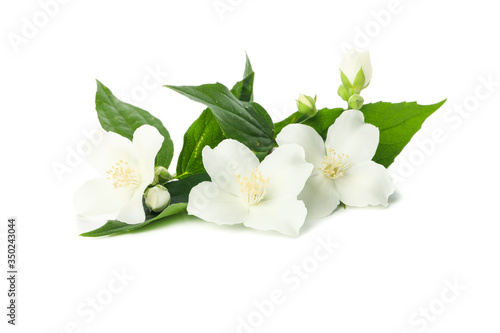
[116, 186, 147, 223]
[187, 181, 249, 225]
[325, 110, 379, 164]
[358, 51, 372, 87]
[298, 169, 340, 218]
[275, 124, 326, 166]
[334, 161, 395, 207]
[258, 144, 313, 200]
[133, 125, 164, 187]
[74, 178, 133, 216]
[86, 131, 139, 176]
[202, 139, 260, 196]
[244, 197, 307, 236]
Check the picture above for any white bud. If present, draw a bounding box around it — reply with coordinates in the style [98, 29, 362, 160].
[339, 48, 372, 89]
[145, 185, 171, 213]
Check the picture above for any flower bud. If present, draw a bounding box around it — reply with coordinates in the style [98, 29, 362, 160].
[296, 94, 317, 118]
[339, 48, 372, 91]
[348, 94, 364, 110]
[154, 166, 173, 185]
[145, 185, 171, 213]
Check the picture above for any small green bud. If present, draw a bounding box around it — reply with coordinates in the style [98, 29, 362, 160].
[154, 166, 172, 185]
[145, 185, 171, 213]
[296, 94, 317, 118]
[348, 94, 364, 110]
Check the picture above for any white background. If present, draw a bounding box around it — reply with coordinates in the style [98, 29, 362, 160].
[1, 0, 499, 332]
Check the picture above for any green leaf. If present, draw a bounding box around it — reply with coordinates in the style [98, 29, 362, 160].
[274, 107, 344, 137]
[273, 100, 446, 168]
[301, 108, 344, 138]
[80, 203, 187, 237]
[274, 113, 303, 135]
[166, 83, 274, 153]
[361, 100, 446, 167]
[230, 53, 254, 102]
[95, 80, 174, 168]
[175, 56, 258, 177]
[176, 109, 224, 178]
[244, 101, 273, 131]
[165, 173, 210, 204]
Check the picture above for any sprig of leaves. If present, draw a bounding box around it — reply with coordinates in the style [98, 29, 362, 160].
[175, 54, 257, 178]
[165, 83, 274, 155]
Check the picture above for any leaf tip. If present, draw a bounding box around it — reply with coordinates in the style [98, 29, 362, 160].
[164, 84, 180, 92]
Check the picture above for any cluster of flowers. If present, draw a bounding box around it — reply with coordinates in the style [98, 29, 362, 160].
[187, 109, 395, 236]
[75, 49, 395, 236]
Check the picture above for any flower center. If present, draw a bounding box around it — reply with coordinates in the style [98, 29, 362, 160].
[320, 148, 351, 179]
[235, 169, 270, 206]
[106, 160, 141, 189]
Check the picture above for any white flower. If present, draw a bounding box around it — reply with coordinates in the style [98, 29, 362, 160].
[340, 48, 372, 88]
[145, 185, 171, 213]
[74, 125, 164, 223]
[276, 110, 395, 218]
[187, 139, 313, 236]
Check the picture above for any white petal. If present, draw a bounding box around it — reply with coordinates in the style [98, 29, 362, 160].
[133, 125, 164, 187]
[74, 178, 133, 216]
[325, 110, 379, 164]
[244, 197, 307, 237]
[298, 169, 340, 218]
[202, 139, 260, 196]
[358, 51, 372, 87]
[187, 181, 249, 225]
[258, 144, 313, 200]
[275, 124, 326, 166]
[339, 48, 362, 84]
[334, 161, 395, 207]
[86, 131, 139, 176]
[116, 186, 147, 223]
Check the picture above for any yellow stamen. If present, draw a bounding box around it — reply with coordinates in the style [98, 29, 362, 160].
[105, 160, 141, 189]
[319, 148, 351, 179]
[235, 169, 270, 206]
